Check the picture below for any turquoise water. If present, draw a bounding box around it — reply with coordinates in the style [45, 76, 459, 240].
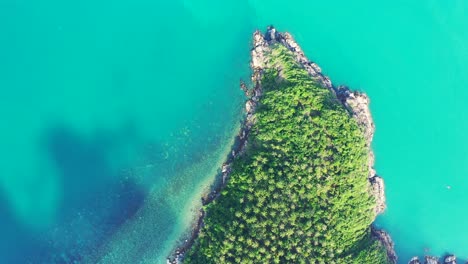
[0, 0, 467, 263]
[0, 1, 251, 262]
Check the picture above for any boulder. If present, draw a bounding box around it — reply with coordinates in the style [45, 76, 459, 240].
[409, 257, 421, 264]
[370, 176, 386, 215]
[221, 164, 231, 174]
[444, 255, 456, 264]
[425, 256, 441, 264]
[245, 100, 255, 113]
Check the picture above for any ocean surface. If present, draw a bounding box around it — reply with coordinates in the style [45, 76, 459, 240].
[0, 0, 466, 263]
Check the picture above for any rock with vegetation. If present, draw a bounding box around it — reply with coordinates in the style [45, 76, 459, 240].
[184, 27, 393, 263]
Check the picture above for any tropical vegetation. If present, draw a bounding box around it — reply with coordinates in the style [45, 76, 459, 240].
[185, 44, 389, 264]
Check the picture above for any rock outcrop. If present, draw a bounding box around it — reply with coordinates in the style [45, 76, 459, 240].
[371, 227, 397, 264]
[425, 256, 441, 264]
[369, 174, 386, 215]
[409, 257, 422, 264]
[407, 254, 459, 264]
[444, 255, 457, 264]
[335, 86, 386, 216]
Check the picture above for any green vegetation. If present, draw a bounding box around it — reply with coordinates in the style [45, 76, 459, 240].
[185, 44, 389, 263]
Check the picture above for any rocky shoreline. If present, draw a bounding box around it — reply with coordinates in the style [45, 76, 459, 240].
[409, 255, 458, 264]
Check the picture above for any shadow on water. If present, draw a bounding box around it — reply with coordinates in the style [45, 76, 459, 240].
[0, 190, 45, 263]
[6, 123, 155, 264]
[46, 126, 119, 211]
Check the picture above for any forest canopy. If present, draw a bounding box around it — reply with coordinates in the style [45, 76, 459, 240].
[184, 44, 389, 264]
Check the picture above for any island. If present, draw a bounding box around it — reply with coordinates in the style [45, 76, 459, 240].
[170, 27, 460, 264]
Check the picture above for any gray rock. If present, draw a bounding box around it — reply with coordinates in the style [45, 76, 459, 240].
[372, 227, 397, 264]
[245, 100, 255, 113]
[369, 175, 386, 215]
[221, 164, 230, 174]
[409, 257, 421, 264]
[444, 255, 456, 264]
[335, 86, 375, 146]
[245, 113, 256, 129]
[251, 31, 269, 70]
[335, 85, 386, 215]
[425, 256, 441, 264]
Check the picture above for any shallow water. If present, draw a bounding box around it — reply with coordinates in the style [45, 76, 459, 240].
[0, 0, 467, 263]
[0, 0, 251, 262]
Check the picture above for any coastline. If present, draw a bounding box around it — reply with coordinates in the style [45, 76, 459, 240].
[166, 83, 261, 263]
[169, 26, 395, 263]
[166, 40, 264, 264]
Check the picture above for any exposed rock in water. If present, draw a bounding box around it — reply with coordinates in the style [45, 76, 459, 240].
[444, 255, 456, 264]
[409, 257, 422, 264]
[251, 31, 269, 70]
[425, 256, 441, 264]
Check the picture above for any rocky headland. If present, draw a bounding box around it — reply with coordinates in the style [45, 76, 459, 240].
[169, 26, 459, 264]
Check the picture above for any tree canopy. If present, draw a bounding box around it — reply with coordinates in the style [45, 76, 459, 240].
[184, 44, 389, 264]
